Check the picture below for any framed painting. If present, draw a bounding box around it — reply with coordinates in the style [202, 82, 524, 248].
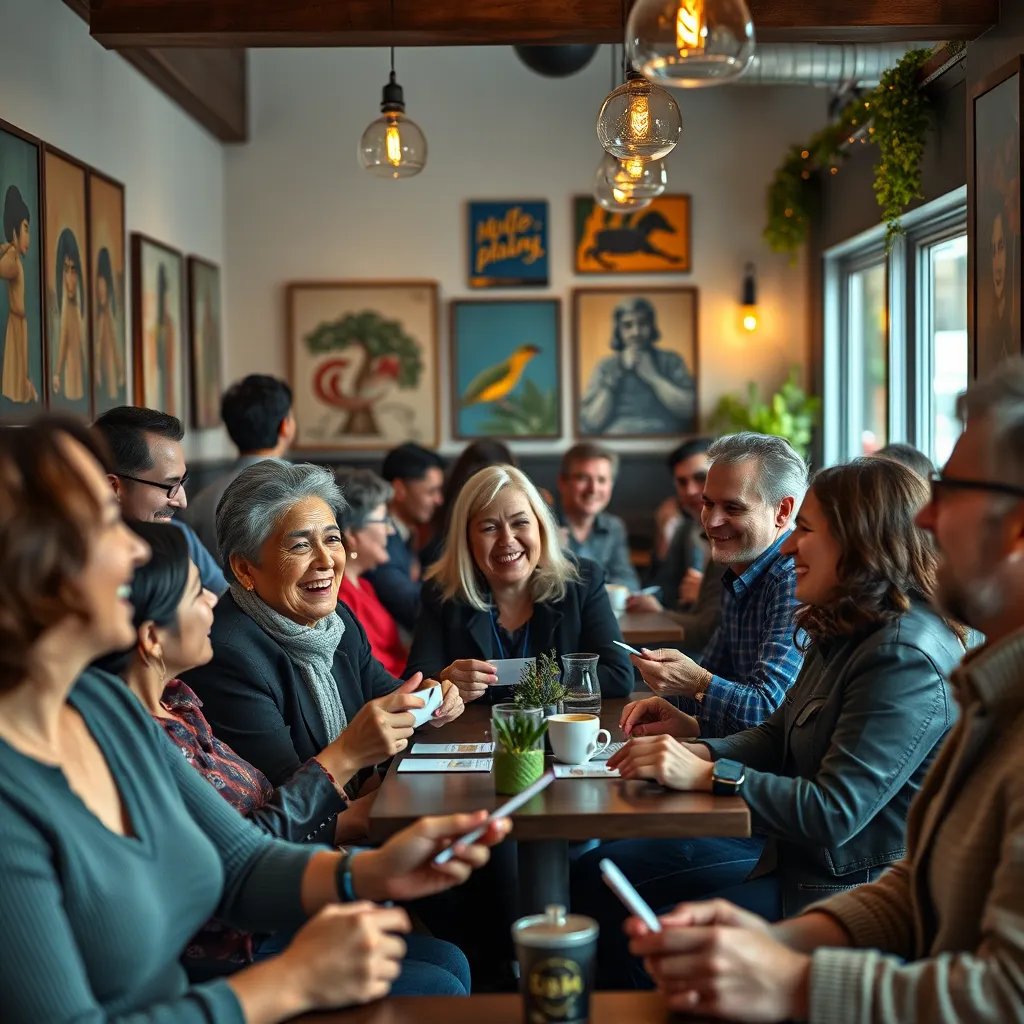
[288, 280, 439, 451]
[131, 233, 187, 419]
[468, 200, 549, 287]
[0, 118, 44, 420]
[573, 193, 691, 275]
[88, 171, 127, 415]
[43, 147, 91, 417]
[187, 256, 223, 429]
[572, 286, 698, 439]
[450, 298, 561, 440]
[969, 57, 1022, 379]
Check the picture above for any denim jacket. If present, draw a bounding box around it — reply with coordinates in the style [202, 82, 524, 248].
[703, 602, 962, 916]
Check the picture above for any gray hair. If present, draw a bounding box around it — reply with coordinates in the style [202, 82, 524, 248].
[216, 459, 347, 582]
[334, 467, 393, 530]
[707, 431, 809, 508]
[957, 359, 1024, 488]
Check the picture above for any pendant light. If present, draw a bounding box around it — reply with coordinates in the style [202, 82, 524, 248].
[627, 0, 755, 87]
[598, 152, 667, 200]
[596, 69, 682, 160]
[358, 5, 426, 179]
[593, 160, 654, 212]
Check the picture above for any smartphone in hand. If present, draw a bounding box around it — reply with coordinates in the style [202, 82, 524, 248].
[599, 858, 661, 932]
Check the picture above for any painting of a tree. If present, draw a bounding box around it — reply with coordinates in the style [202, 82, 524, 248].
[289, 282, 438, 451]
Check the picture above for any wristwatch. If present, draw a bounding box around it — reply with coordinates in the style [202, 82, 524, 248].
[692, 669, 712, 704]
[711, 758, 745, 797]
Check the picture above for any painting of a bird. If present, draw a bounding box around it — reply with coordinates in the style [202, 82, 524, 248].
[460, 343, 541, 407]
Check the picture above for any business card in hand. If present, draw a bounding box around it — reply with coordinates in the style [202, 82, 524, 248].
[409, 684, 443, 727]
[397, 758, 494, 773]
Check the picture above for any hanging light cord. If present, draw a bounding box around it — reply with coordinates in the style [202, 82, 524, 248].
[390, 0, 396, 77]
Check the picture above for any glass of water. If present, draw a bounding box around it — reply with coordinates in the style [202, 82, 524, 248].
[560, 653, 601, 715]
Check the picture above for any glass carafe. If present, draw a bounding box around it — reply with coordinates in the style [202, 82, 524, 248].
[560, 653, 601, 715]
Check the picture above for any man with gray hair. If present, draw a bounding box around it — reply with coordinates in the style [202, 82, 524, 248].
[623, 362, 1024, 1024]
[628, 431, 807, 738]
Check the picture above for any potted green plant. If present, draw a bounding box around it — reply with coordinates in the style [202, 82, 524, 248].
[492, 707, 548, 795]
[513, 649, 568, 718]
[710, 367, 821, 459]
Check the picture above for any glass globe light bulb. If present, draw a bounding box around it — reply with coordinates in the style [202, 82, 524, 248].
[599, 153, 668, 200]
[593, 161, 654, 213]
[359, 73, 427, 179]
[627, 0, 756, 87]
[596, 72, 682, 159]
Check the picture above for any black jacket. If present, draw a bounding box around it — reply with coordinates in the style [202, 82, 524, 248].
[183, 592, 400, 787]
[703, 603, 962, 916]
[405, 558, 633, 698]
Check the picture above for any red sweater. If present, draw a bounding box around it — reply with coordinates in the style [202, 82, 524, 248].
[338, 575, 408, 677]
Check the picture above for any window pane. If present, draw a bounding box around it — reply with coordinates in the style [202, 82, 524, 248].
[928, 234, 968, 466]
[848, 263, 888, 453]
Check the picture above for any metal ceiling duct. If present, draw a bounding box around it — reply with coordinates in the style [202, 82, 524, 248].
[735, 43, 923, 87]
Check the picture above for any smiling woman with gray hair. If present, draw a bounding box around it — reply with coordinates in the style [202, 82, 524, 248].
[184, 458, 463, 842]
[335, 467, 409, 677]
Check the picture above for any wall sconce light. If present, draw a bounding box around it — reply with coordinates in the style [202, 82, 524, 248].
[740, 262, 758, 331]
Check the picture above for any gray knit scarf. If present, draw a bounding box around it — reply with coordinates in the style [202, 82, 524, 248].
[230, 583, 348, 741]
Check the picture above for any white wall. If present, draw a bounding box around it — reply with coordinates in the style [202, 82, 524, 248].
[226, 45, 828, 456]
[0, 0, 226, 457]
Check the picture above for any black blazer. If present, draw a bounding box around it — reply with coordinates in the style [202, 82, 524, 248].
[183, 592, 400, 786]
[405, 558, 633, 698]
[703, 603, 961, 916]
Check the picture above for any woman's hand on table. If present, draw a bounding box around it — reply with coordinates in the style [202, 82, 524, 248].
[350, 811, 512, 902]
[625, 899, 809, 1022]
[620, 695, 700, 739]
[281, 902, 409, 1011]
[428, 678, 465, 727]
[440, 659, 498, 702]
[608, 734, 713, 791]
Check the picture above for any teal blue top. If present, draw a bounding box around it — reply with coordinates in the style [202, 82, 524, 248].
[0, 669, 314, 1022]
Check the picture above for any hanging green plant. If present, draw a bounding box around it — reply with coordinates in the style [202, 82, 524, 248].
[764, 48, 934, 258]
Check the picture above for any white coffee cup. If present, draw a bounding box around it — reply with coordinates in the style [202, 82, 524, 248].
[605, 583, 628, 616]
[547, 713, 612, 765]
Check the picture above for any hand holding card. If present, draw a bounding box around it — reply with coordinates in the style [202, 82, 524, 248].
[409, 684, 443, 728]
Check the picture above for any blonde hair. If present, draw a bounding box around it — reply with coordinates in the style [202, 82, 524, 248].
[426, 464, 578, 611]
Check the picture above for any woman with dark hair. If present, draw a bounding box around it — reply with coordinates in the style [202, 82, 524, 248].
[98, 520, 473, 994]
[0, 417, 507, 1023]
[572, 457, 966, 987]
[94, 246, 125, 401]
[51, 226, 86, 400]
[1, 183, 37, 403]
[421, 439, 516, 567]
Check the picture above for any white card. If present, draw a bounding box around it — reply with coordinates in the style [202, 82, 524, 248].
[396, 757, 494, 773]
[591, 741, 626, 761]
[408, 684, 443, 728]
[552, 763, 620, 779]
[413, 742, 496, 755]
[489, 657, 535, 687]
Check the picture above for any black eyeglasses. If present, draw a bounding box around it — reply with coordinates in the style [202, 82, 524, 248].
[929, 472, 1024, 501]
[117, 472, 189, 500]
[361, 514, 396, 532]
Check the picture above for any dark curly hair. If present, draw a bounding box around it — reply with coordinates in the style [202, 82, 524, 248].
[0, 416, 112, 691]
[795, 457, 965, 648]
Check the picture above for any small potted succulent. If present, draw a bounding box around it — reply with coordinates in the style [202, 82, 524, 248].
[492, 705, 547, 795]
[514, 649, 568, 718]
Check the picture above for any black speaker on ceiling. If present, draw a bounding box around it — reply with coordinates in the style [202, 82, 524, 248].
[513, 45, 600, 78]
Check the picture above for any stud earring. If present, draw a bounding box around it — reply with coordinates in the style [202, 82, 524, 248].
[244, 579, 254, 591]
[349, 550, 358, 560]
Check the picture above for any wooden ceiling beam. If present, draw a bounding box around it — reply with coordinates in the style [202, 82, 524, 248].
[88, 0, 999, 48]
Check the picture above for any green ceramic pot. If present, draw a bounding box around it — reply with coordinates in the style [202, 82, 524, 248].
[494, 749, 545, 795]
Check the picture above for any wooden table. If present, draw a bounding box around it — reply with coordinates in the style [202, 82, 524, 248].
[300, 992, 674, 1023]
[618, 611, 685, 647]
[370, 699, 749, 914]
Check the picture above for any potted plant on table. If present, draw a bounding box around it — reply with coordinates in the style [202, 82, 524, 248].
[492, 707, 548, 795]
[513, 649, 567, 718]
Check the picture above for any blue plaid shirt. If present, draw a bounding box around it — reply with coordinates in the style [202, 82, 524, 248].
[676, 533, 803, 738]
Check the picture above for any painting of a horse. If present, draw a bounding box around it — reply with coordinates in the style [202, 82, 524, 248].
[574, 194, 691, 275]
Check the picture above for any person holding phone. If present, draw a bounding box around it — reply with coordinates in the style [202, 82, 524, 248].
[572, 457, 965, 989]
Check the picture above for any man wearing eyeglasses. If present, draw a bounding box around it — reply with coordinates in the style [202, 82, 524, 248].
[94, 406, 227, 595]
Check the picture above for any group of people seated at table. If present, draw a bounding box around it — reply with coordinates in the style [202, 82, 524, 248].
[1, 360, 1022, 1024]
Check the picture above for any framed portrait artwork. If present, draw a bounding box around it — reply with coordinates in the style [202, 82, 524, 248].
[88, 171, 128, 415]
[450, 298, 561, 440]
[572, 286, 698, 439]
[288, 280, 439, 451]
[467, 201, 549, 287]
[970, 57, 1023, 379]
[187, 256, 223, 430]
[0, 118, 44, 420]
[43, 147, 92, 417]
[131, 233, 187, 420]
[573, 194, 691, 275]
